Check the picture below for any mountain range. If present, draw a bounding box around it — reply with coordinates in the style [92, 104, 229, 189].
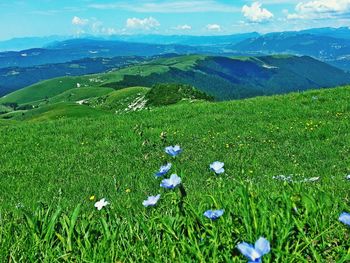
[1, 27, 350, 97]
[1, 54, 349, 108]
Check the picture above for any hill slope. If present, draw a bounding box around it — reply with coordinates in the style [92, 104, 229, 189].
[0, 56, 152, 96]
[1, 55, 349, 105]
[0, 86, 349, 262]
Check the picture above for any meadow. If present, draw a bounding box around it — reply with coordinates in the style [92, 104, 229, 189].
[0, 86, 350, 262]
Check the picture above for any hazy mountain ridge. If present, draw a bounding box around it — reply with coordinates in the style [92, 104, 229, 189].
[232, 27, 350, 71]
[0, 40, 203, 69]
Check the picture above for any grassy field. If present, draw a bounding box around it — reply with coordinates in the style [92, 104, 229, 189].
[0, 86, 350, 262]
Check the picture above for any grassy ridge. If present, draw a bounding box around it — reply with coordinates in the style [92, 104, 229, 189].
[91, 86, 149, 113]
[0, 76, 91, 105]
[47, 87, 114, 105]
[0, 86, 350, 261]
[10, 102, 110, 121]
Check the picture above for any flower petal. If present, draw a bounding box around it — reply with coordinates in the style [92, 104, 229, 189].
[160, 174, 181, 189]
[237, 242, 260, 261]
[254, 237, 270, 256]
[339, 212, 350, 226]
[216, 168, 225, 174]
[143, 194, 161, 207]
[165, 146, 182, 157]
[204, 209, 224, 220]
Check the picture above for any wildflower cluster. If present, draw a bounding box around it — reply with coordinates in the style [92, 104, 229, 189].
[90, 143, 350, 263]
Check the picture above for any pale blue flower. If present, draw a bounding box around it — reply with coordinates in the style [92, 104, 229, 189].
[204, 209, 224, 220]
[237, 237, 270, 263]
[155, 163, 172, 177]
[142, 194, 161, 207]
[165, 145, 182, 157]
[210, 161, 225, 174]
[160, 174, 181, 189]
[339, 212, 350, 226]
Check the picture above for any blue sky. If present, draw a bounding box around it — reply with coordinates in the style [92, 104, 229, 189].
[1, 0, 350, 40]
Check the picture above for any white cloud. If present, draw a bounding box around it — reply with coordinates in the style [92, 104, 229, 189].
[288, 0, 350, 20]
[91, 20, 103, 33]
[72, 16, 89, 26]
[296, 0, 350, 13]
[206, 24, 221, 31]
[175, 24, 192, 30]
[242, 2, 274, 22]
[126, 17, 160, 30]
[89, 1, 239, 13]
[103, 27, 118, 35]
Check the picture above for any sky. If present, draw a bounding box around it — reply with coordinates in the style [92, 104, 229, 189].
[1, 0, 350, 40]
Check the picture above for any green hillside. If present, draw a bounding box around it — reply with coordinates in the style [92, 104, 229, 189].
[0, 84, 213, 120]
[1, 55, 349, 106]
[0, 86, 349, 262]
[47, 87, 114, 105]
[0, 76, 89, 105]
[145, 83, 214, 106]
[90, 86, 150, 113]
[10, 102, 110, 122]
[0, 55, 204, 106]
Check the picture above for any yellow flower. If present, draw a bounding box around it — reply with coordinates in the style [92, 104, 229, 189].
[89, 195, 95, 201]
[125, 189, 131, 193]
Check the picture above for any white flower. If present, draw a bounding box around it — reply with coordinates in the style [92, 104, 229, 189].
[94, 198, 109, 210]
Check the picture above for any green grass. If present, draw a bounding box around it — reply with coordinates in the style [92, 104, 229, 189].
[0, 86, 350, 262]
[0, 76, 91, 105]
[47, 87, 114, 105]
[11, 102, 110, 122]
[91, 86, 150, 113]
[0, 104, 12, 114]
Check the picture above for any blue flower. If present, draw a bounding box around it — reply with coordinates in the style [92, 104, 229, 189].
[165, 145, 182, 157]
[204, 209, 224, 220]
[210, 161, 225, 174]
[155, 163, 172, 177]
[160, 174, 181, 189]
[237, 237, 270, 263]
[142, 194, 161, 207]
[339, 212, 350, 226]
